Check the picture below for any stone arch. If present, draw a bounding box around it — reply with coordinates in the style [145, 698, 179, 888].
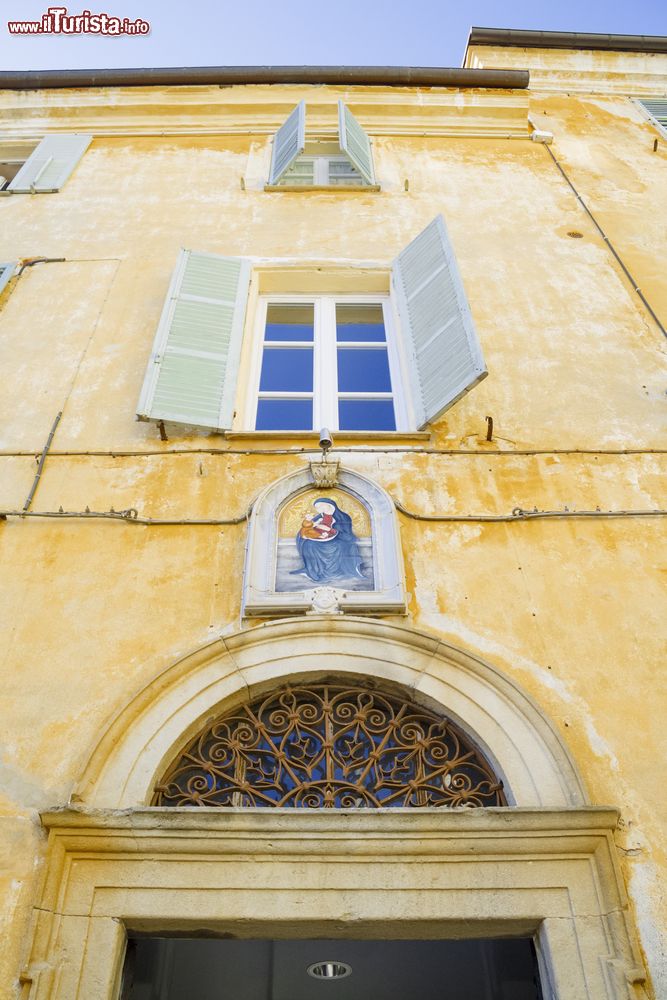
[75, 617, 587, 808]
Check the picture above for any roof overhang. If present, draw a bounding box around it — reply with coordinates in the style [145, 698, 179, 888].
[465, 27, 667, 60]
[0, 65, 529, 91]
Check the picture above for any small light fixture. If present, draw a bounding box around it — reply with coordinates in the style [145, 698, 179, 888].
[307, 961, 352, 981]
[318, 427, 333, 463]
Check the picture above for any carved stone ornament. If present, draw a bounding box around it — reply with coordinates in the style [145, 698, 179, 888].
[242, 465, 406, 617]
[309, 460, 340, 488]
[305, 586, 344, 615]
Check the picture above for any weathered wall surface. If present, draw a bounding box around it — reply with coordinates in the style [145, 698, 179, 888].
[0, 74, 665, 998]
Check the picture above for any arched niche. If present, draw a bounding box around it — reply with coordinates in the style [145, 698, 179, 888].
[74, 617, 587, 809]
[242, 464, 406, 616]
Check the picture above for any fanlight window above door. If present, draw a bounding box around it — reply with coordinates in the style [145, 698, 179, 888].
[153, 682, 506, 808]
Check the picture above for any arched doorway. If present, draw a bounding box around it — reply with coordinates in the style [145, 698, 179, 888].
[22, 620, 644, 999]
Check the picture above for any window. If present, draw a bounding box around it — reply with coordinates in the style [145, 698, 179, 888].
[637, 99, 667, 139]
[250, 297, 407, 432]
[2, 134, 91, 193]
[266, 101, 377, 189]
[0, 143, 34, 191]
[0, 262, 16, 296]
[278, 148, 366, 188]
[137, 216, 488, 434]
[152, 680, 505, 808]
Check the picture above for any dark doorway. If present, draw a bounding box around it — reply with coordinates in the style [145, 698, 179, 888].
[122, 937, 543, 1000]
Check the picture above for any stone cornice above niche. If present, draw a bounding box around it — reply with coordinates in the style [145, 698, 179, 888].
[0, 84, 531, 139]
[242, 462, 407, 618]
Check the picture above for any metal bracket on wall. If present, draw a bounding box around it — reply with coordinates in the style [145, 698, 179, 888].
[22, 410, 62, 512]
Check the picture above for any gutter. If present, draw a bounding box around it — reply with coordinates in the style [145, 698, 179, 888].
[0, 65, 529, 91]
[467, 27, 667, 54]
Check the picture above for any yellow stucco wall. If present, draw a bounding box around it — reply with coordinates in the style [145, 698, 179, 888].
[0, 58, 666, 998]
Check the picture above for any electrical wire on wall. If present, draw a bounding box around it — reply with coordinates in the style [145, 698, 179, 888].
[1, 504, 665, 526]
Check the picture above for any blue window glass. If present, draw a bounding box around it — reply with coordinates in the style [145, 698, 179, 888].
[337, 348, 392, 392]
[265, 303, 314, 342]
[259, 348, 313, 392]
[256, 399, 313, 430]
[336, 303, 386, 342]
[339, 399, 396, 431]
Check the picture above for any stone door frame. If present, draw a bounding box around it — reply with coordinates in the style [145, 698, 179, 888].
[22, 807, 644, 1000]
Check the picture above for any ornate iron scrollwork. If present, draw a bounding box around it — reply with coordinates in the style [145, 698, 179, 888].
[153, 682, 506, 808]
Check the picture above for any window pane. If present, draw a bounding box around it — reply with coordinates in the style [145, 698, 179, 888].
[265, 303, 314, 342]
[278, 157, 315, 186]
[338, 348, 391, 392]
[336, 303, 386, 342]
[260, 348, 313, 391]
[339, 399, 396, 431]
[328, 159, 364, 186]
[256, 399, 312, 431]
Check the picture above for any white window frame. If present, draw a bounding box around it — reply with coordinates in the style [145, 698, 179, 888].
[242, 293, 412, 432]
[278, 153, 366, 187]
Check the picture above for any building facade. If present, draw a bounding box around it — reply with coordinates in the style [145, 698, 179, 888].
[0, 28, 665, 1000]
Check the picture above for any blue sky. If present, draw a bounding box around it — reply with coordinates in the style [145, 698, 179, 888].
[1, 0, 665, 71]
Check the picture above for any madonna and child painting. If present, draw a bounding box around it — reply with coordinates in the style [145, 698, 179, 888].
[275, 490, 374, 592]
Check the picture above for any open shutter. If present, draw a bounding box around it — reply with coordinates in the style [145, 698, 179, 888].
[639, 99, 667, 136]
[8, 134, 92, 193]
[392, 215, 487, 429]
[0, 261, 16, 296]
[268, 102, 305, 186]
[137, 250, 251, 431]
[338, 101, 375, 185]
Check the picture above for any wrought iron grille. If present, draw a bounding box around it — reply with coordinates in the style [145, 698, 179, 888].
[153, 682, 506, 808]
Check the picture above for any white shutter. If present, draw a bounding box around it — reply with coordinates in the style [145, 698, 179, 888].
[137, 250, 251, 431]
[268, 102, 306, 186]
[8, 134, 92, 193]
[0, 261, 16, 296]
[639, 99, 667, 137]
[338, 101, 375, 185]
[392, 215, 487, 429]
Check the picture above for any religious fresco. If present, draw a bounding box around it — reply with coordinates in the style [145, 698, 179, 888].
[276, 489, 374, 592]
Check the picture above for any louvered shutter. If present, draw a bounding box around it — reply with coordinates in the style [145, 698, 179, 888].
[392, 215, 487, 429]
[338, 101, 375, 185]
[639, 99, 667, 136]
[137, 250, 251, 431]
[8, 134, 92, 193]
[0, 261, 16, 296]
[268, 102, 306, 185]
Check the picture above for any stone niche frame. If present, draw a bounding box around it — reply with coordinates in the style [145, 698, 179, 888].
[20, 620, 646, 1000]
[242, 464, 407, 617]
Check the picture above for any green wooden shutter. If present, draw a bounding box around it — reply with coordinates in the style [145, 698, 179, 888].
[8, 135, 92, 193]
[338, 101, 375, 185]
[392, 215, 487, 429]
[268, 102, 306, 185]
[0, 261, 16, 296]
[639, 99, 667, 137]
[137, 250, 252, 431]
